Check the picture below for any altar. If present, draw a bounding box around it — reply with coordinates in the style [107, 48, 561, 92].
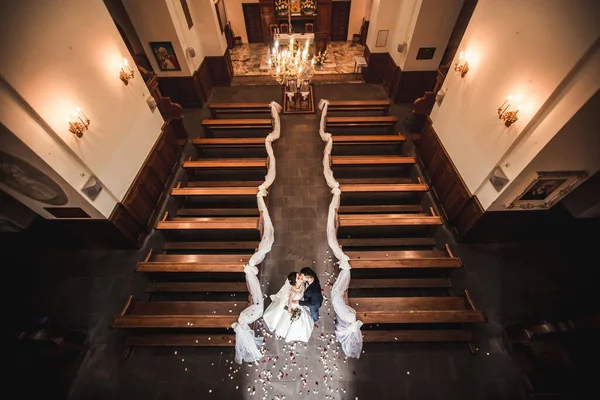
[273, 32, 314, 46]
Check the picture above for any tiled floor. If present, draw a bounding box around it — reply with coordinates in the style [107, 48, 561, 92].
[4, 84, 598, 399]
[230, 42, 365, 76]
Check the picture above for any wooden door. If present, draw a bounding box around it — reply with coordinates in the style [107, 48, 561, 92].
[243, 4, 263, 43]
[330, 1, 350, 41]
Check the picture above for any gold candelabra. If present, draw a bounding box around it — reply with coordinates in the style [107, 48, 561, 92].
[267, 36, 315, 86]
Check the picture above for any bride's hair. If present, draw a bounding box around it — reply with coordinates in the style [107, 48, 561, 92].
[287, 271, 297, 286]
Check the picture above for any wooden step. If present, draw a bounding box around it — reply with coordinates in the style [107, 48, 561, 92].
[190, 137, 264, 147]
[345, 245, 461, 268]
[337, 177, 413, 184]
[331, 155, 415, 166]
[125, 334, 235, 347]
[176, 208, 258, 217]
[182, 158, 267, 169]
[340, 183, 429, 193]
[163, 241, 259, 251]
[362, 330, 472, 342]
[146, 282, 248, 293]
[349, 278, 452, 289]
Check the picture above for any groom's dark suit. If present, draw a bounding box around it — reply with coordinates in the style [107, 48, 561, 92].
[299, 277, 323, 322]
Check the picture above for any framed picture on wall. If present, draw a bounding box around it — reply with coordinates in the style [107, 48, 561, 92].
[149, 41, 181, 71]
[504, 171, 587, 210]
[375, 30, 388, 47]
[214, 0, 227, 33]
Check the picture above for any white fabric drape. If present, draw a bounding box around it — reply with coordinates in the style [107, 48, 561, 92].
[233, 101, 282, 364]
[317, 99, 363, 358]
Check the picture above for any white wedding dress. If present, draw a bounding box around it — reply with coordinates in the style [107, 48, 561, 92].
[263, 281, 314, 343]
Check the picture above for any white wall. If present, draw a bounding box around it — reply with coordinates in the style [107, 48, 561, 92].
[123, 0, 193, 76]
[165, 0, 206, 72]
[0, 0, 164, 218]
[387, 0, 422, 66]
[489, 90, 600, 211]
[188, 0, 228, 56]
[430, 0, 600, 210]
[347, 0, 368, 41]
[0, 123, 104, 220]
[401, 0, 463, 71]
[225, 0, 259, 44]
[365, 0, 401, 52]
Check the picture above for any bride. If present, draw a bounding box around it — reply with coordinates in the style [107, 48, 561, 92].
[263, 271, 314, 343]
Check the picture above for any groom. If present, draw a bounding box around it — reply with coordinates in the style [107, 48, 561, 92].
[296, 267, 323, 322]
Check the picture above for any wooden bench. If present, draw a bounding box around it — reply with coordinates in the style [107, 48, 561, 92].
[110, 296, 246, 329]
[163, 241, 259, 251]
[351, 290, 486, 325]
[325, 115, 398, 128]
[338, 204, 424, 214]
[331, 155, 415, 166]
[339, 182, 429, 194]
[146, 282, 248, 293]
[136, 249, 249, 273]
[171, 184, 259, 197]
[208, 102, 272, 117]
[362, 329, 472, 343]
[338, 237, 436, 248]
[332, 134, 420, 144]
[336, 207, 443, 228]
[344, 243, 462, 270]
[176, 208, 258, 217]
[326, 100, 391, 114]
[124, 334, 235, 349]
[155, 212, 260, 231]
[189, 137, 266, 147]
[187, 180, 263, 187]
[349, 278, 452, 290]
[182, 158, 268, 170]
[201, 118, 272, 132]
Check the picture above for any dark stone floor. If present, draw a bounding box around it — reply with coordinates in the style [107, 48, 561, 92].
[3, 83, 597, 399]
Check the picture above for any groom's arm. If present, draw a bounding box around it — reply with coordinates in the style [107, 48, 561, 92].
[299, 289, 318, 307]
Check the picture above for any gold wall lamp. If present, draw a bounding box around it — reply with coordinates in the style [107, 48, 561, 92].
[497, 95, 521, 127]
[454, 50, 469, 77]
[66, 107, 90, 138]
[120, 58, 134, 85]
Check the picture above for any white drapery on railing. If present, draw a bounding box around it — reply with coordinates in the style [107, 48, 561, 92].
[232, 101, 282, 364]
[317, 99, 363, 358]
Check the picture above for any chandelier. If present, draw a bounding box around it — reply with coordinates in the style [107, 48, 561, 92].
[267, 3, 315, 86]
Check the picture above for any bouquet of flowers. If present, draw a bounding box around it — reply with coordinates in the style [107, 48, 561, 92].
[283, 305, 303, 322]
[301, 0, 316, 13]
[290, 307, 302, 322]
[275, 0, 288, 14]
[313, 49, 328, 65]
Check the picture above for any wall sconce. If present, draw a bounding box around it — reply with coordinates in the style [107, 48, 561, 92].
[66, 107, 90, 138]
[497, 95, 521, 127]
[119, 58, 134, 85]
[454, 51, 469, 77]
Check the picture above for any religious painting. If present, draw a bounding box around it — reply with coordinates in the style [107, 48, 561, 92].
[290, 0, 301, 13]
[0, 150, 68, 206]
[417, 47, 436, 60]
[149, 41, 181, 71]
[505, 171, 587, 210]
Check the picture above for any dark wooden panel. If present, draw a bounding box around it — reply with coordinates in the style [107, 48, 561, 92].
[243, 3, 263, 43]
[259, 0, 276, 44]
[362, 48, 399, 97]
[44, 207, 91, 219]
[206, 48, 233, 86]
[192, 58, 211, 104]
[330, 1, 350, 41]
[417, 119, 473, 226]
[157, 76, 202, 108]
[109, 204, 146, 247]
[316, 0, 332, 35]
[454, 196, 484, 238]
[395, 70, 438, 104]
